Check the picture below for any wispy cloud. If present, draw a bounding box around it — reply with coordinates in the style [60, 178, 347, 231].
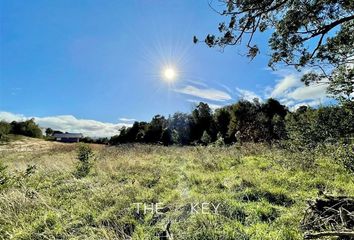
[119, 118, 136, 122]
[0, 111, 131, 138]
[236, 88, 263, 102]
[267, 70, 330, 109]
[287, 84, 328, 101]
[270, 74, 301, 98]
[228, 69, 331, 110]
[174, 85, 232, 102]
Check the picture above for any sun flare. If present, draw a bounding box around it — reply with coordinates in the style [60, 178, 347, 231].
[162, 67, 177, 82]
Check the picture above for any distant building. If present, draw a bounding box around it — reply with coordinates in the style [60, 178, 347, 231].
[53, 133, 83, 143]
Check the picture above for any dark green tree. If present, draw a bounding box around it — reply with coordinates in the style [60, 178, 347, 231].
[161, 128, 173, 146]
[214, 108, 231, 139]
[228, 100, 264, 142]
[144, 115, 167, 143]
[0, 121, 11, 140]
[10, 119, 42, 138]
[191, 102, 214, 142]
[45, 128, 54, 137]
[261, 98, 288, 141]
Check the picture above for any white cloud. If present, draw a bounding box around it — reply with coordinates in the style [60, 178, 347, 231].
[266, 69, 330, 110]
[236, 88, 263, 102]
[270, 74, 301, 98]
[174, 85, 232, 102]
[119, 118, 136, 122]
[0, 111, 25, 122]
[0, 111, 131, 138]
[287, 84, 328, 100]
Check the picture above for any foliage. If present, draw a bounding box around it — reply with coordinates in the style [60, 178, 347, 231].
[81, 136, 109, 145]
[0, 121, 11, 141]
[168, 112, 192, 145]
[143, 115, 167, 143]
[161, 128, 173, 146]
[10, 119, 43, 138]
[75, 144, 94, 178]
[45, 128, 54, 137]
[214, 132, 226, 147]
[197, 0, 354, 101]
[332, 143, 354, 174]
[214, 108, 231, 141]
[109, 99, 353, 147]
[286, 105, 354, 146]
[227, 99, 288, 143]
[201, 130, 212, 145]
[191, 102, 215, 142]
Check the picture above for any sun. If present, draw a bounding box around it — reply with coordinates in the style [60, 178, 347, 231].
[162, 67, 177, 82]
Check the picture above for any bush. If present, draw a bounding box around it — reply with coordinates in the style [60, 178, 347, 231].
[0, 121, 11, 141]
[201, 131, 212, 145]
[75, 144, 94, 178]
[332, 143, 354, 174]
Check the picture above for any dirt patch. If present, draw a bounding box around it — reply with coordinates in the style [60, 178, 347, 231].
[0, 137, 106, 154]
[0, 137, 67, 153]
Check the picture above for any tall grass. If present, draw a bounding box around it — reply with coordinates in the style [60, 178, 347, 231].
[0, 143, 353, 239]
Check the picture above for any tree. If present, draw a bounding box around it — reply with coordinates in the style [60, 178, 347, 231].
[191, 102, 214, 142]
[197, 0, 354, 99]
[10, 119, 42, 138]
[228, 100, 264, 142]
[168, 112, 192, 145]
[125, 122, 141, 142]
[261, 98, 288, 141]
[272, 114, 287, 140]
[144, 115, 167, 143]
[214, 108, 231, 139]
[161, 128, 173, 146]
[285, 106, 315, 146]
[0, 121, 11, 139]
[285, 105, 354, 146]
[45, 128, 54, 137]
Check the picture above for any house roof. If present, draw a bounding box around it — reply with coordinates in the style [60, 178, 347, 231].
[53, 133, 83, 138]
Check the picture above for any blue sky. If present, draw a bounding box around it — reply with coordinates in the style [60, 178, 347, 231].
[0, 0, 329, 137]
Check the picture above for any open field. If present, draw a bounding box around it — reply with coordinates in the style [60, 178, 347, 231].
[0, 139, 353, 239]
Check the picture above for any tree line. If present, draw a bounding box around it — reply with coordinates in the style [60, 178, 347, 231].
[109, 99, 354, 146]
[0, 119, 43, 140]
[1, 99, 353, 146]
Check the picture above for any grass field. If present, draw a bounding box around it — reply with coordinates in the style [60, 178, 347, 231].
[0, 138, 353, 239]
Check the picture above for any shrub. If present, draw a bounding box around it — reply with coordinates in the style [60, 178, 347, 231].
[75, 144, 94, 178]
[201, 131, 212, 145]
[332, 143, 354, 174]
[214, 132, 225, 147]
[0, 121, 11, 141]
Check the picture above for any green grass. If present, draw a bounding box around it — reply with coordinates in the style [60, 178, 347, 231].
[0, 143, 353, 239]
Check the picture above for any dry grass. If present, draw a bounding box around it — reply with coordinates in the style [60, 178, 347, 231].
[0, 140, 353, 239]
